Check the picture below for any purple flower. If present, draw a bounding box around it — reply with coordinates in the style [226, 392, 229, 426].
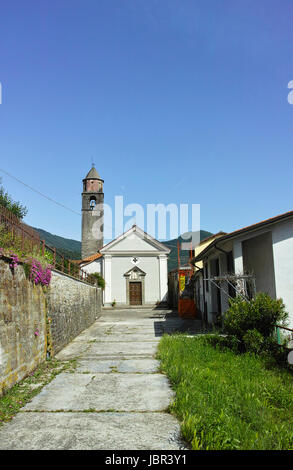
[25, 258, 52, 286]
[8, 252, 19, 270]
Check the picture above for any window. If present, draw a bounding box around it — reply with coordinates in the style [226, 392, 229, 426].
[90, 196, 97, 209]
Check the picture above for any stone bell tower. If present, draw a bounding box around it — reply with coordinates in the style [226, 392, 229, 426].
[81, 165, 104, 259]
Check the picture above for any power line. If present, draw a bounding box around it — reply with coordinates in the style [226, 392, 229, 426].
[0, 168, 192, 242]
[0, 167, 82, 216]
[0, 168, 140, 233]
[0, 168, 118, 231]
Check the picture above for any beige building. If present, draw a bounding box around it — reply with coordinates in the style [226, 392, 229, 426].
[193, 232, 227, 271]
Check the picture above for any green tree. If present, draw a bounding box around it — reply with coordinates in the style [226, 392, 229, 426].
[0, 179, 28, 219]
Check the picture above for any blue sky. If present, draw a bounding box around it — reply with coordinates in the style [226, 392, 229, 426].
[0, 0, 292, 242]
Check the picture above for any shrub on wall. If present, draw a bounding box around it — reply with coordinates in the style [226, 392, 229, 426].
[24, 258, 52, 286]
[87, 272, 105, 289]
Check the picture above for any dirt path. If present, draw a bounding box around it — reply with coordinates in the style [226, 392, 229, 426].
[0, 309, 199, 450]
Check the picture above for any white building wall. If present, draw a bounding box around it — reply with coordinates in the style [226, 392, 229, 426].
[159, 255, 168, 302]
[80, 226, 170, 308]
[104, 256, 112, 305]
[109, 255, 161, 305]
[143, 256, 161, 303]
[272, 219, 293, 327]
[242, 232, 276, 297]
[110, 257, 129, 304]
[233, 240, 244, 273]
[107, 234, 156, 252]
[81, 259, 102, 274]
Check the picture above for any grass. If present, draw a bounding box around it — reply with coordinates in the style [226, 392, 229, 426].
[157, 334, 293, 450]
[0, 358, 76, 426]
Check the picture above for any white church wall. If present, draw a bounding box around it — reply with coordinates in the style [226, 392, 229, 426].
[110, 256, 161, 305]
[111, 257, 129, 304]
[140, 256, 161, 303]
[107, 233, 157, 252]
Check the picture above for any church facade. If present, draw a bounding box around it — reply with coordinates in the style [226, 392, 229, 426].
[80, 167, 170, 307]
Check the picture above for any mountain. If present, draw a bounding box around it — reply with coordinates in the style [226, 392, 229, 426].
[33, 227, 81, 260]
[161, 230, 213, 272]
[34, 227, 213, 269]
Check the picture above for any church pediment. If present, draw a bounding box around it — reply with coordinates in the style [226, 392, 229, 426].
[100, 225, 170, 254]
[124, 266, 146, 279]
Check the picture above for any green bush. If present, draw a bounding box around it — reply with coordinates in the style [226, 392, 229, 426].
[87, 272, 105, 289]
[224, 293, 288, 340]
[223, 293, 288, 356]
[243, 329, 264, 354]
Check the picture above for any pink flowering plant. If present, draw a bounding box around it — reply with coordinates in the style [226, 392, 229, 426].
[9, 251, 19, 270]
[0, 249, 20, 272]
[0, 246, 52, 287]
[26, 258, 52, 286]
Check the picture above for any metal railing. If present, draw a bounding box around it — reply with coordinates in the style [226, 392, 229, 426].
[0, 204, 94, 285]
[0, 204, 40, 249]
[275, 324, 293, 346]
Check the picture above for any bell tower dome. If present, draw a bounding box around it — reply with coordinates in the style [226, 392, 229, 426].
[81, 165, 104, 259]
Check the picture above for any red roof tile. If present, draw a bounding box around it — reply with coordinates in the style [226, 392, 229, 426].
[78, 253, 103, 265]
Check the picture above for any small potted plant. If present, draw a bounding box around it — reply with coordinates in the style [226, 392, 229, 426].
[111, 299, 116, 308]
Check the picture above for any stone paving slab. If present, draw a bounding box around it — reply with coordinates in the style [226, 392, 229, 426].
[81, 341, 158, 358]
[75, 327, 160, 340]
[82, 334, 161, 343]
[76, 358, 160, 374]
[24, 372, 174, 412]
[0, 412, 184, 450]
[97, 321, 161, 327]
[56, 339, 158, 361]
[0, 308, 192, 450]
[55, 341, 91, 360]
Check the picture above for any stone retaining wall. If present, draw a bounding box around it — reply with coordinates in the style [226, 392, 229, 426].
[0, 260, 102, 394]
[0, 260, 47, 395]
[47, 270, 102, 355]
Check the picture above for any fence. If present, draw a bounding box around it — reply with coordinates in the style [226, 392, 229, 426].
[0, 204, 93, 284]
[275, 324, 293, 345]
[0, 204, 40, 249]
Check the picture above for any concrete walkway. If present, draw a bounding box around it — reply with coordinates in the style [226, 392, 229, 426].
[0, 309, 201, 450]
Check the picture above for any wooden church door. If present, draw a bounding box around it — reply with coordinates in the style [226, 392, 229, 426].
[129, 282, 142, 305]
